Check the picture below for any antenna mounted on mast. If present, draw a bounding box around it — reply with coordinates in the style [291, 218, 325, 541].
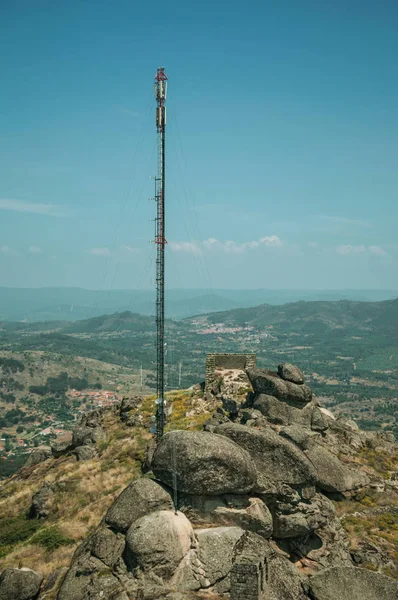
[154, 67, 168, 440]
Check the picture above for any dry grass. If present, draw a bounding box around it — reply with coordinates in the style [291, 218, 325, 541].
[0, 543, 74, 577]
[335, 487, 398, 580]
[0, 386, 215, 577]
[0, 409, 146, 574]
[0, 386, 214, 578]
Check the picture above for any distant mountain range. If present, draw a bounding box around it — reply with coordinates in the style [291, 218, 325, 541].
[0, 286, 397, 322]
[199, 298, 398, 335]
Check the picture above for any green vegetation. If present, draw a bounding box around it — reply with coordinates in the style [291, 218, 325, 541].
[0, 357, 25, 374]
[29, 372, 89, 397]
[29, 526, 74, 552]
[0, 516, 40, 557]
[0, 299, 396, 479]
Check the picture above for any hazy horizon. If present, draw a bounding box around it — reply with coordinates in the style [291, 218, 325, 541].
[0, 285, 397, 293]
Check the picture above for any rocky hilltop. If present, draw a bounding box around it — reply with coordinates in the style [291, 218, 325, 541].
[0, 363, 397, 600]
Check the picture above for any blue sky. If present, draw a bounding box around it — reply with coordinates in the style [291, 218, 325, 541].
[1, 0, 397, 290]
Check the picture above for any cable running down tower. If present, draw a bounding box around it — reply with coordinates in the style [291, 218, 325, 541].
[154, 67, 168, 439]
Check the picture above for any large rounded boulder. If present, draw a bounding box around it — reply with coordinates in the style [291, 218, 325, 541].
[195, 526, 245, 590]
[105, 477, 174, 532]
[247, 368, 312, 404]
[309, 566, 398, 600]
[152, 430, 257, 495]
[126, 510, 193, 579]
[305, 445, 370, 493]
[253, 394, 315, 427]
[214, 423, 316, 489]
[0, 568, 43, 600]
[278, 363, 305, 384]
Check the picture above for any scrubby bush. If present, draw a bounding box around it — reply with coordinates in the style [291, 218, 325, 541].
[0, 358, 25, 374]
[29, 385, 48, 396]
[0, 516, 40, 548]
[29, 526, 74, 551]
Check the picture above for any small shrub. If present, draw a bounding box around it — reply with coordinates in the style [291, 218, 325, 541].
[97, 440, 110, 453]
[30, 526, 74, 552]
[100, 460, 113, 472]
[0, 516, 40, 547]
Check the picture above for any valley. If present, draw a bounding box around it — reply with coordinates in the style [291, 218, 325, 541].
[0, 298, 397, 477]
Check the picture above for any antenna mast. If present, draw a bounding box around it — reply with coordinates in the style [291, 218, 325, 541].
[154, 67, 168, 440]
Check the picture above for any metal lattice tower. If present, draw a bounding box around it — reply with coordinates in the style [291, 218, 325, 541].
[154, 67, 168, 440]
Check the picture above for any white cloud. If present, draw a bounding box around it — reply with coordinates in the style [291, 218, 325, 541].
[369, 245, 387, 256]
[0, 245, 19, 256]
[318, 215, 371, 228]
[28, 246, 42, 254]
[89, 247, 111, 256]
[203, 235, 283, 254]
[308, 241, 319, 248]
[337, 245, 366, 255]
[337, 244, 387, 256]
[169, 242, 202, 255]
[171, 236, 283, 255]
[203, 238, 218, 249]
[259, 235, 283, 247]
[0, 199, 63, 216]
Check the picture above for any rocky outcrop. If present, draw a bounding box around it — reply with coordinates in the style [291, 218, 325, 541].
[38, 568, 68, 600]
[25, 446, 52, 467]
[71, 425, 105, 447]
[125, 511, 194, 578]
[57, 529, 128, 600]
[28, 483, 54, 520]
[273, 511, 312, 538]
[51, 438, 73, 458]
[90, 527, 126, 567]
[195, 526, 245, 591]
[105, 477, 174, 533]
[0, 568, 43, 600]
[278, 362, 305, 384]
[178, 494, 273, 538]
[279, 425, 320, 450]
[49, 410, 108, 461]
[73, 445, 98, 461]
[212, 497, 273, 538]
[119, 396, 142, 426]
[58, 559, 126, 600]
[309, 566, 398, 600]
[305, 444, 370, 493]
[8, 360, 395, 600]
[152, 430, 257, 495]
[214, 422, 316, 489]
[253, 393, 315, 427]
[351, 540, 395, 571]
[266, 554, 309, 600]
[247, 368, 312, 404]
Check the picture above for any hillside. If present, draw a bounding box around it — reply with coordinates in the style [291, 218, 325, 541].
[0, 364, 397, 599]
[0, 298, 397, 479]
[202, 298, 398, 333]
[0, 350, 154, 478]
[188, 299, 398, 437]
[0, 312, 162, 369]
[0, 388, 215, 578]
